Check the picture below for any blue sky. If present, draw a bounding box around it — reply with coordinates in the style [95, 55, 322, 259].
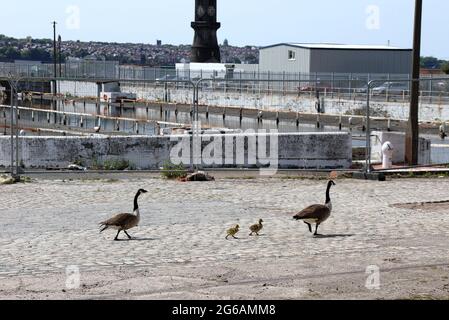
[0, 0, 447, 58]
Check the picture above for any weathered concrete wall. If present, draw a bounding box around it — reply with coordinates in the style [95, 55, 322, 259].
[0, 133, 352, 170]
[120, 84, 449, 122]
[57, 80, 449, 122]
[58, 81, 98, 97]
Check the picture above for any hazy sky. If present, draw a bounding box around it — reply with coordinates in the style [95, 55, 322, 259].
[0, 0, 447, 58]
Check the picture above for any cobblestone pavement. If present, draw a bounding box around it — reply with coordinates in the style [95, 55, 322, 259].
[1, 176, 449, 299]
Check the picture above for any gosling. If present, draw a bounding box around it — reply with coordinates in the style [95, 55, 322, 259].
[226, 225, 240, 240]
[249, 219, 264, 236]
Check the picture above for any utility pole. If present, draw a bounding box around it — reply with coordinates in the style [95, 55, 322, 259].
[405, 0, 423, 166]
[52, 21, 58, 122]
[52, 22, 57, 79]
[58, 35, 62, 77]
[52, 22, 57, 94]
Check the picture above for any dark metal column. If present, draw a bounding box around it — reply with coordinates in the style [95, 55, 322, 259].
[405, 0, 422, 165]
[52, 22, 58, 92]
[191, 0, 221, 63]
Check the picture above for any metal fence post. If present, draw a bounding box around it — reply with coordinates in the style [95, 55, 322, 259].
[9, 84, 14, 177]
[15, 91, 19, 176]
[268, 71, 271, 92]
[240, 71, 243, 93]
[429, 74, 433, 104]
[386, 73, 391, 102]
[282, 72, 286, 95]
[366, 80, 372, 174]
[331, 72, 335, 99]
[349, 73, 353, 99]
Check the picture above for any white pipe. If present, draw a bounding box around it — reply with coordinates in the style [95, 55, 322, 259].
[382, 141, 394, 169]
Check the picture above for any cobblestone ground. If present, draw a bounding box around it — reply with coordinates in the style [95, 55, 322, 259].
[1, 176, 449, 300]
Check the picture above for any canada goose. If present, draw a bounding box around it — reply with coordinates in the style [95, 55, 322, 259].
[226, 225, 240, 240]
[100, 189, 148, 241]
[294, 181, 336, 236]
[249, 219, 264, 236]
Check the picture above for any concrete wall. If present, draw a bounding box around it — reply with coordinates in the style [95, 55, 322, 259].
[119, 84, 449, 122]
[58, 80, 98, 97]
[56, 80, 449, 122]
[0, 133, 352, 170]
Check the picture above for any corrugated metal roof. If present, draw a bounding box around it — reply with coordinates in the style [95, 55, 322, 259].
[261, 43, 412, 51]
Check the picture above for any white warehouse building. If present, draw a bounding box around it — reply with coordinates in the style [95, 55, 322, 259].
[259, 43, 413, 74]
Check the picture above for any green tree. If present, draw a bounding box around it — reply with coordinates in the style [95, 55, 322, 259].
[442, 62, 449, 75]
[421, 56, 441, 69]
[21, 48, 52, 62]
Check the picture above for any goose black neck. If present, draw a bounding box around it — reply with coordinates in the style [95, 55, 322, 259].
[326, 182, 333, 204]
[134, 191, 141, 212]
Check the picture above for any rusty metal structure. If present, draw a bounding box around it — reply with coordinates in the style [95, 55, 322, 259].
[191, 0, 221, 63]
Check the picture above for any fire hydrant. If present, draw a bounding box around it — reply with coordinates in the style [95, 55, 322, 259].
[382, 141, 394, 169]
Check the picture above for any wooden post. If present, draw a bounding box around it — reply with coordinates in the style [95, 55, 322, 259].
[405, 0, 422, 166]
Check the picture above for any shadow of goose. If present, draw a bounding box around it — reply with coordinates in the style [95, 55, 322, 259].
[115, 237, 158, 242]
[313, 234, 354, 239]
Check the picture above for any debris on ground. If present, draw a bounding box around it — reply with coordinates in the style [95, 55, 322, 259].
[0, 175, 15, 185]
[179, 171, 215, 182]
[0, 175, 33, 184]
[68, 164, 87, 171]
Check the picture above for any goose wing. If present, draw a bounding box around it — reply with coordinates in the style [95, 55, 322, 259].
[293, 204, 329, 221]
[250, 223, 262, 232]
[100, 213, 135, 227]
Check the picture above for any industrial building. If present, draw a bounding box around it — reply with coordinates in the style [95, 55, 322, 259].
[259, 43, 413, 74]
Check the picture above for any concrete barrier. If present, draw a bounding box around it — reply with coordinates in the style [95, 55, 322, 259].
[58, 80, 449, 122]
[0, 132, 352, 170]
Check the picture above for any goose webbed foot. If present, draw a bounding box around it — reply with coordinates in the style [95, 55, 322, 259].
[124, 231, 132, 240]
[114, 230, 121, 241]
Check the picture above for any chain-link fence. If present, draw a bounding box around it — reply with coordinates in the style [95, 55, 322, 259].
[1, 75, 449, 177]
[2, 61, 448, 103]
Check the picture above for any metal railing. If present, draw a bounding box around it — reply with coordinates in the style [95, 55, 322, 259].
[2, 62, 448, 104]
[2, 75, 449, 177]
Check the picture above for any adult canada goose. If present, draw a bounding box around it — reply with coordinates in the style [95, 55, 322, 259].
[226, 225, 240, 240]
[293, 181, 336, 236]
[100, 189, 148, 241]
[249, 219, 264, 236]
